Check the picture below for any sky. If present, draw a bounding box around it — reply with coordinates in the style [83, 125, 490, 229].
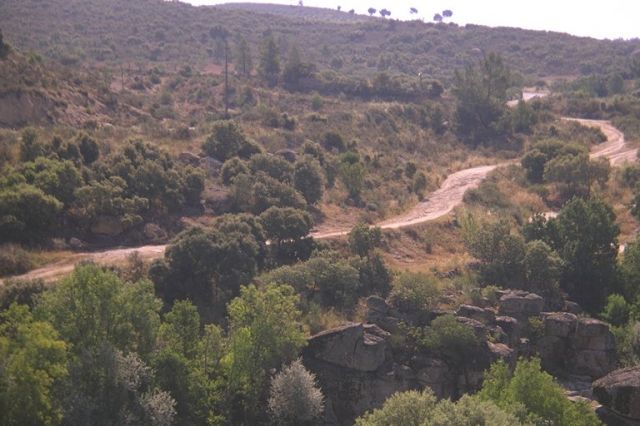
[184, 0, 640, 40]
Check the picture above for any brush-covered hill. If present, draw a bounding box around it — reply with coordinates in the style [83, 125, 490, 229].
[217, 2, 370, 23]
[1, 0, 638, 84]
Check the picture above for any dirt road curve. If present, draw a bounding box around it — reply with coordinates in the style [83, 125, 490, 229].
[4, 116, 634, 284]
[564, 117, 637, 166]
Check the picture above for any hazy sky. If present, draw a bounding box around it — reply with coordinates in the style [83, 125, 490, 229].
[185, 0, 640, 40]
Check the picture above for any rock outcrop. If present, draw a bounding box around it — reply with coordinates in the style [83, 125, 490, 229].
[593, 366, 640, 424]
[304, 291, 617, 425]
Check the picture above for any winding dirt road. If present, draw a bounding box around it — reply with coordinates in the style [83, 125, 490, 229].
[4, 114, 636, 284]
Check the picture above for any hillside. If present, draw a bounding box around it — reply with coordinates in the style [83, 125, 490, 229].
[217, 2, 370, 23]
[1, 0, 639, 84]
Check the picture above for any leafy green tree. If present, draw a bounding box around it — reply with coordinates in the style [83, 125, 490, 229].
[260, 34, 280, 86]
[293, 156, 325, 205]
[544, 153, 610, 199]
[221, 157, 249, 185]
[524, 240, 563, 307]
[202, 121, 250, 162]
[339, 152, 365, 201]
[251, 173, 307, 214]
[249, 153, 293, 183]
[78, 134, 100, 164]
[0, 184, 62, 243]
[413, 171, 428, 198]
[19, 128, 46, 162]
[420, 315, 481, 394]
[37, 264, 161, 357]
[22, 157, 84, 205]
[158, 301, 201, 359]
[552, 198, 619, 312]
[479, 358, 601, 425]
[224, 284, 306, 423]
[601, 294, 630, 326]
[389, 272, 440, 313]
[0, 304, 68, 426]
[356, 389, 519, 426]
[259, 207, 313, 243]
[620, 239, 640, 301]
[453, 53, 511, 146]
[461, 215, 525, 287]
[235, 35, 253, 78]
[0, 29, 9, 59]
[348, 223, 383, 257]
[268, 359, 324, 425]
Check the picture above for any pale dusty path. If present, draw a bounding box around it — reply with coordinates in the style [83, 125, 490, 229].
[5, 115, 634, 284]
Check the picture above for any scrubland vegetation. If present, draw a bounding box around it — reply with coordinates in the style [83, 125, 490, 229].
[2, 0, 640, 424]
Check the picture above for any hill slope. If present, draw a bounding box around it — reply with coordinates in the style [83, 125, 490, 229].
[0, 0, 638, 83]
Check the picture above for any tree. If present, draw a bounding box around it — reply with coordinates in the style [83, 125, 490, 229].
[413, 172, 428, 198]
[221, 157, 249, 185]
[348, 223, 382, 257]
[453, 53, 512, 146]
[282, 44, 314, 91]
[461, 215, 525, 287]
[210, 26, 231, 117]
[260, 206, 312, 243]
[293, 156, 324, 204]
[620, 239, 640, 301]
[0, 304, 68, 426]
[19, 128, 46, 162]
[379, 9, 391, 18]
[268, 359, 324, 425]
[552, 197, 619, 312]
[339, 152, 365, 201]
[249, 153, 293, 183]
[224, 284, 306, 423]
[234, 35, 252, 78]
[433, 13, 443, 22]
[23, 157, 84, 205]
[409, 7, 418, 14]
[524, 240, 563, 308]
[0, 184, 62, 243]
[367, 7, 376, 16]
[260, 34, 280, 87]
[202, 121, 250, 161]
[442, 9, 453, 18]
[78, 134, 100, 164]
[601, 294, 630, 326]
[389, 272, 440, 312]
[479, 358, 600, 425]
[356, 389, 519, 426]
[0, 29, 10, 59]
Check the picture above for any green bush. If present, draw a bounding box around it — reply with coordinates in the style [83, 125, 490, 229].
[389, 272, 440, 312]
[601, 294, 630, 326]
[0, 243, 34, 276]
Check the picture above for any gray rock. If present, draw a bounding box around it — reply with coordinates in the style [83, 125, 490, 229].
[498, 290, 544, 319]
[306, 323, 390, 372]
[367, 295, 390, 315]
[69, 237, 86, 250]
[543, 312, 577, 338]
[199, 156, 223, 177]
[495, 316, 520, 347]
[178, 151, 200, 166]
[456, 304, 495, 324]
[275, 148, 297, 162]
[593, 366, 640, 421]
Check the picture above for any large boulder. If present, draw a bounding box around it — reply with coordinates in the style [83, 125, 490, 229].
[593, 366, 640, 422]
[570, 318, 616, 378]
[306, 323, 390, 372]
[495, 316, 521, 347]
[456, 304, 495, 324]
[498, 290, 544, 320]
[543, 312, 577, 338]
[178, 151, 200, 166]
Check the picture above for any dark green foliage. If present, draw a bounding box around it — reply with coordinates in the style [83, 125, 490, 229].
[357, 252, 393, 296]
[225, 283, 306, 423]
[235, 35, 253, 78]
[348, 223, 382, 257]
[323, 132, 346, 152]
[525, 198, 619, 313]
[0, 243, 34, 276]
[77, 134, 100, 164]
[389, 272, 440, 313]
[453, 53, 511, 146]
[293, 156, 325, 205]
[151, 218, 264, 311]
[338, 151, 365, 201]
[523, 240, 563, 308]
[21, 157, 83, 205]
[601, 294, 630, 326]
[259, 206, 312, 243]
[461, 215, 525, 288]
[282, 44, 315, 91]
[202, 121, 258, 162]
[249, 153, 293, 183]
[251, 173, 307, 214]
[620, 240, 640, 301]
[0, 184, 62, 243]
[0, 28, 9, 59]
[260, 34, 280, 87]
[0, 278, 45, 310]
[221, 157, 249, 185]
[479, 358, 601, 425]
[19, 128, 46, 162]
